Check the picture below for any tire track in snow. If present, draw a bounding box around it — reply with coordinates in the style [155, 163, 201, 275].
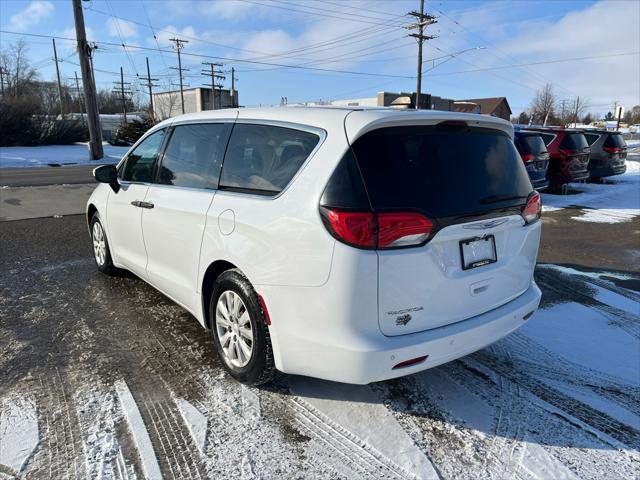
[536, 269, 640, 340]
[468, 352, 640, 450]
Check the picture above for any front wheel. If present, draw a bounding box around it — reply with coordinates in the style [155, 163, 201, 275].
[90, 213, 118, 276]
[209, 270, 275, 385]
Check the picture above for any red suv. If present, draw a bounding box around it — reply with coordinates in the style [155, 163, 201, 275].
[526, 127, 590, 187]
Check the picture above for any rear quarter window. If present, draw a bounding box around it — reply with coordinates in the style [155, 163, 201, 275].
[584, 133, 601, 146]
[220, 124, 320, 195]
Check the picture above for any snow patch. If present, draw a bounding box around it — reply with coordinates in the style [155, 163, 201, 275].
[0, 397, 39, 474]
[541, 159, 640, 223]
[115, 380, 162, 480]
[289, 377, 439, 480]
[521, 302, 640, 384]
[175, 398, 208, 454]
[0, 144, 129, 168]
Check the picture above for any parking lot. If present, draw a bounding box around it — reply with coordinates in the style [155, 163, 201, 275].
[1, 157, 639, 479]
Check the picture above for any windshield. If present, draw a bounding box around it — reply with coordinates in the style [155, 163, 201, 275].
[351, 125, 533, 219]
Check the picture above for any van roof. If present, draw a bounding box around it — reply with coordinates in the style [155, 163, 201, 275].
[155, 106, 513, 137]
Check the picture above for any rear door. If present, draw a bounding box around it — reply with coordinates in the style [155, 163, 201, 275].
[347, 119, 539, 336]
[142, 121, 233, 314]
[106, 128, 167, 279]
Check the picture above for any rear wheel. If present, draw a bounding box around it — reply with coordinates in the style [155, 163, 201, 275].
[209, 269, 275, 385]
[90, 213, 118, 276]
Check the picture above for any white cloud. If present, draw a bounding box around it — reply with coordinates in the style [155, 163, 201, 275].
[106, 17, 138, 39]
[498, 1, 640, 110]
[10, 0, 54, 31]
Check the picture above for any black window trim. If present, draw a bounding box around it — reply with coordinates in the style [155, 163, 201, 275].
[216, 119, 327, 199]
[151, 121, 234, 191]
[118, 126, 170, 185]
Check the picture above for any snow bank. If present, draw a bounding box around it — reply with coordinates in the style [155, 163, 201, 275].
[0, 143, 129, 168]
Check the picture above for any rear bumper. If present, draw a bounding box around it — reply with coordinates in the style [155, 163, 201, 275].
[589, 163, 626, 178]
[264, 281, 541, 384]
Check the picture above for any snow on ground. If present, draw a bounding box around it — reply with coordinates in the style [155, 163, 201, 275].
[0, 143, 129, 168]
[541, 158, 640, 223]
[0, 397, 39, 475]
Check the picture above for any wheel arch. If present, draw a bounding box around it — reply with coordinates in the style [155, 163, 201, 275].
[201, 260, 238, 329]
[87, 203, 98, 225]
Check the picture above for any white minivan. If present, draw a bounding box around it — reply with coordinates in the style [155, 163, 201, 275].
[87, 107, 542, 385]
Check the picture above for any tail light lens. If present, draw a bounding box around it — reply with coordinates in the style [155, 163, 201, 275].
[320, 207, 435, 249]
[521, 153, 534, 162]
[320, 209, 375, 248]
[603, 146, 620, 154]
[559, 149, 577, 156]
[378, 212, 434, 248]
[522, 191, 542, 224]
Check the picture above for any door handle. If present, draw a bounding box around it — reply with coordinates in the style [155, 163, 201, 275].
[131, 200, 154, 209]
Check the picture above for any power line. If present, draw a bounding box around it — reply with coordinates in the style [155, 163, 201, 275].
[425, 51, 640, 76]
[0, 30, 416, 80]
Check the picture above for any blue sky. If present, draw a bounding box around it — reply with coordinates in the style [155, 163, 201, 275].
[1, 0, 638, 116]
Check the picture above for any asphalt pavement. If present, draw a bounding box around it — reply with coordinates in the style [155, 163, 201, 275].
[0, 164, 97, 187]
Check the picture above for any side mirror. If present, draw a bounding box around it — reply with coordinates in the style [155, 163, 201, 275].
[93, 165, 120, 193]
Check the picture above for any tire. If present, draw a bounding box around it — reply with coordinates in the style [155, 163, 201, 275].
[209, 269, 275, 385]
[90, 213, 118, 276]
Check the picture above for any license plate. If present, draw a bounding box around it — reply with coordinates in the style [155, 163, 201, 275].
[460, 235, 497, 270]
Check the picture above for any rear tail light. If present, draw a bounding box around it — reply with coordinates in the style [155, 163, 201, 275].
[603, 146, 620, 154]
[522, 191, 541, 224]
[559, 149, 577, 156]
[320, 207, 435, 249]
[521, 153, 534, 162]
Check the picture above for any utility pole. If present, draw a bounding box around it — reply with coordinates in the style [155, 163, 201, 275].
[407, 0, 437, 110]
[52, 38, 65, 117]
[72, 0, 103, 160]
[0, 66, 5, 96]
[231, 67, 238, 107]
[113, 66, 132, 124]
[573, 96, 580, 128]
[559, 99, 568, 126]
[201, 62, 224, 110]
[169, 38, 189, 114]
[73, 71, 86, 127]
[141, 57, 159, 121]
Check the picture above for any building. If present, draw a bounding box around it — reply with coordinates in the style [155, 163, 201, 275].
[297, 91, 454, 110]
[298, 92, 512, 120]
[153, 87, 239, 120]
[453, 97, 512, 120]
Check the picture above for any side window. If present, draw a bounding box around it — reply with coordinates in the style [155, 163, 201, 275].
[158, 123, 232, 189]
[539, 133, 555, 146]
[219, 124, 320, 195]
[122, 129, 166, 182]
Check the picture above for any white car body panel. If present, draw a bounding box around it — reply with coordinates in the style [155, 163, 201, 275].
[87, 106, 542, 384]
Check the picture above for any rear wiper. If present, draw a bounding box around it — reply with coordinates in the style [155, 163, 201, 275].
[480, 194, 528, 204]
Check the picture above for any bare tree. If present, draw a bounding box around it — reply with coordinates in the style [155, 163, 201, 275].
[0, 39, 39, 98]
[531, 83, 556, 126]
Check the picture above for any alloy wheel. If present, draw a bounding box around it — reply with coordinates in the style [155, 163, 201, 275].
[215, 290, 254, 368]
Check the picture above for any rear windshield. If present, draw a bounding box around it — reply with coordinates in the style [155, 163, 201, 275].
[604, 134, 626, 149]
[560, 133, 589, 150]
[517, 134, 547, 156]
[350, 125, 532, 218]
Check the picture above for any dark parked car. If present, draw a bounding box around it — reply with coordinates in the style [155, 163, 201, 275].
[526, 127, 590, 187]
[514, 129, 550, 190]
[582, 130, 627, 179]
